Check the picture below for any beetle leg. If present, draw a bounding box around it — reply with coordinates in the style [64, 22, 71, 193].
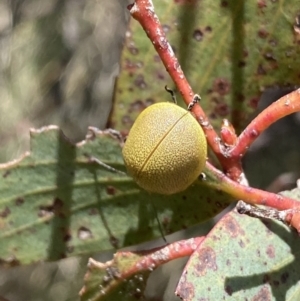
[187, 94, 201, 111]
[164, 85, 177, 104]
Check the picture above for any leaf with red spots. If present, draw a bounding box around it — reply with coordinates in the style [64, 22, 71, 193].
[176, 187, 300, 300]
[111, 0, 300, 133]
[0, 126, 232, 265]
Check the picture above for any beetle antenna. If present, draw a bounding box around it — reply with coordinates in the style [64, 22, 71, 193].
[86, 155, 126, 175]
[150, 199, 168, 244]
[187, 94, 201, 111]
[164, 85, 177, 104]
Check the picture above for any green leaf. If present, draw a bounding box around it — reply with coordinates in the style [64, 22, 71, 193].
[0, 126, 232, 265]
[111, 0, 300, 133]
[176, 187, 300, 300]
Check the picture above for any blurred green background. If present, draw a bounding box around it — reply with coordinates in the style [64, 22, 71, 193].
[0, 1, 130, 300]
[0, 0, 130, 164]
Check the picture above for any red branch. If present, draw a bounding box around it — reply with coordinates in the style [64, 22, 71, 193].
[128, 1, 228, 165]
[204, 161, 300, 232]
[205, 162, 299, 210]
[230, 88, 300, 158]
[122, 237, 204, 278]
[80, 237, 205, 298]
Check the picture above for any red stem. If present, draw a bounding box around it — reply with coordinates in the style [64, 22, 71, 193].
[128, 1, 227, 165]
[205, 162, 300, 211]
[230, 88, 300, 158]
[122, 237, 204, 278]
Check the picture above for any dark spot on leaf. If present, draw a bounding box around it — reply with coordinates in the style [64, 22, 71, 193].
[264, 52, 276, 61]
[238, 61, 246, 67]
[128, 45, 139, 55]
[266, 245, 275, 258]
[215, 201, 222, 208]
[226, 259, 231, 266]
[285, 49, 293, 57]
[129, 100, 146, 113]
[2, 170, 10, 178]
[225, 285, 232, 296]
[157, 71, 165, 80]
[223, 216, 243, 237]
[176, 277, 195, 300]
[221, 1, 228, 7]
[122, 115, 133, 126]
[238, 240, 245, 248]
[258, 28, 268, 38]
[205, 26, 212, 32]
[213, 78, 230, 95]
[38, 198, 64, 218]
[193, 29, 203, 42]
[124, 59, 137, 71]
[15, 198, 25, 206]
[145, 98, 154, 106]
[134, 74, 147, 89]
[263, 274, 270, 283]
[106, 186, 116, 195]
[269, 39, 277, 47]
[194, 247, 217, 276]
[63, 232, 72, 242]
[53, 198, 64, 211]
[248, 97, 259, 109]
[209, 112, 217, 119]
[110, 236, 119, 248]
[252, 286, 271, 300]
[281, 272, 289, 284]
[78, 226, 93, 240]
[0, 207, 11, 218]
[215, 103, 229, 117]
[38, 208, 53, 218]
[257, 249, 261, 257]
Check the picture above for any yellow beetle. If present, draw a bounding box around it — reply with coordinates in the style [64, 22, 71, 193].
[122, 100, 207, 195]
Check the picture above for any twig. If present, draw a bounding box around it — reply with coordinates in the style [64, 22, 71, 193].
[230, 88, 300, 159]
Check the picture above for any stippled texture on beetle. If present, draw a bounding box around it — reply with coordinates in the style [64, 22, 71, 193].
[122, 102, 207, 195]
